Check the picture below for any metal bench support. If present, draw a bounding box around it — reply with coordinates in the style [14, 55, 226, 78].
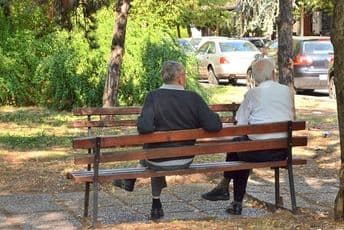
[92, 137, 101, 228]
[287, 121, 297, 213]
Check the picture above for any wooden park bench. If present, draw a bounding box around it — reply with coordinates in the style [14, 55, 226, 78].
[67, 117, 307, 227]
[67, 103, 239, 226]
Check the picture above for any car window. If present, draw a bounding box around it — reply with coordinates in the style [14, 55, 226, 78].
[303, 41, 333, 54]
[178, 39, 195, 53]
[293, 40, 301, 57]
[207, 42, 216, 54]
[219, 41, 258, 52]
[270, 41, 278, 49]
[250, 39, 264, 48]
[190, 38, 202, 48]
[198, 42, 209, 54]
[241, 41, 259, 51]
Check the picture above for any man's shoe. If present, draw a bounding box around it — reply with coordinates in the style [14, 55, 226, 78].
[150, 208, 164, 220]
[226, 202, 242, 215]
[201, 187, 229, 201]
[112, 179, 135, 192]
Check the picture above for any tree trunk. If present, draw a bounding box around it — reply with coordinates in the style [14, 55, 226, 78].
[102, 0, 131, 107]
[187, 25, 192, 37]
[1, 0, 11, 17]
[277, 0, 295, 119]
[177, 24, 181, 38]
[332, 0, 344, 220]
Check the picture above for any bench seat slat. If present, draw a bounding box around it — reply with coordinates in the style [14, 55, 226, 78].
[74, 136, 307, 165]
[67, 159, 307, 183]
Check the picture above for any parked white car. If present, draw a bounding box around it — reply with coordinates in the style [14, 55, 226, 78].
[196, 38, 261, 84]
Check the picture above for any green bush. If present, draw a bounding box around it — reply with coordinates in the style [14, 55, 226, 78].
[0, 31, 41, 106]
[0, 6, 207, 110]
[33, 31, 106, 110]
[118, 19, 206, 106]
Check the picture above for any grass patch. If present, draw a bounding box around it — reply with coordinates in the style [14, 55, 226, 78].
[0, 106, 76, 152]
[0, 132, 72, 150]
[0, 106, 74, 127]
[297, 113, 338, 129]
[202, 83, 245, 104]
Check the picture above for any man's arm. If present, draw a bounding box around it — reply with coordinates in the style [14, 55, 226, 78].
[198, 98, 222, 132]
[137, 93, 155, 134]
[236, 91, 252, 125]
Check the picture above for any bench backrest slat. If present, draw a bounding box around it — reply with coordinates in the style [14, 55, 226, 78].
[73, 104, 240, 116]
[71, 117, 236, 128]
[73, 121, 306, 149]
[70, 103, 240, 129]
[73, 106, 142, 116]
[74, 136, 307, 165]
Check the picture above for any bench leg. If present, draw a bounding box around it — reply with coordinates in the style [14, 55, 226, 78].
[287, 164, 298, 213]
[83, 182, 90, 218]
[92, 137, 101, 228]
[274, 167, 282, 209]
[84, 147, 92, 219]
[92, 181, 99, 228]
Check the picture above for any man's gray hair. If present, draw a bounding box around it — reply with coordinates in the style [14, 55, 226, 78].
[161, 61, 185, 83]
[252, 58, 275, 85]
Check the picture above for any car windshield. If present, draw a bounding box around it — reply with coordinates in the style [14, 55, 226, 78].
[178, 39, 195, 52]
[303, 41, 333, 54]
[219, 41, 258, 52]
[190, 38, 202, 47]
[249, 39, 264, 48]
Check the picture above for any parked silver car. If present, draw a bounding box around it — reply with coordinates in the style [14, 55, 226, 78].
[196, 38, 261, 84]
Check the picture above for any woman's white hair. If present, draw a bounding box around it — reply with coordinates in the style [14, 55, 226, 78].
[161, 61, 185, 83]
[252, 58, 275, 85]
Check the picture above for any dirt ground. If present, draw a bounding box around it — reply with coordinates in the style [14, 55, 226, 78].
[0, 89, 343, 229]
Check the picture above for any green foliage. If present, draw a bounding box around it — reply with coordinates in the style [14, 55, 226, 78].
[130, 0, 237, 37]
[0, 2, 109, 110]
[1, 0, 232, 109]
[33, 31, 106, 110]
[0, 29, 42, 105]
[295, 0, 334, 13]
[34, 34, 106, 110]
[118, 18, 206, 105]
[237, 0, 277, 36]
[0, 23, 106, 110]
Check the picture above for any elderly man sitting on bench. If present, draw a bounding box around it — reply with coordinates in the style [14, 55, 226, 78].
[202, 58, 293, 215]
[113, 60, 222, 220]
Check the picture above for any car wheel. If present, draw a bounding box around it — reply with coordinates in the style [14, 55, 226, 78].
[296, 89, 314, 94]
[246, 69, 255, 89]
[207, 67, 219, 85]
[329, 77, 336, 99]
[228, 78, 237, 85]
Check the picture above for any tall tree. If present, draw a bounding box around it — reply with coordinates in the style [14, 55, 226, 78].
[332, 0, 344, 220]
[277, 0, 295, 118]
[102, 0, 130, 107]
[277, 0, 293, 85]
